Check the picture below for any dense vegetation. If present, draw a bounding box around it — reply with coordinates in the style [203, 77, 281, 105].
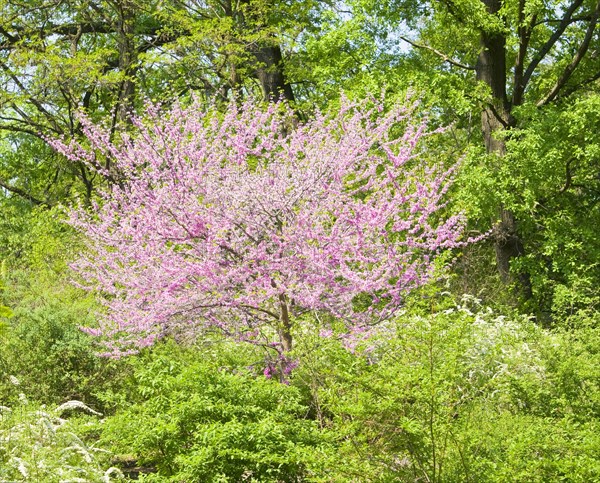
[1, 0, 600, 481]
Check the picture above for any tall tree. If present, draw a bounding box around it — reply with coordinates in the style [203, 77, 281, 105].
[325, 0, 600, 302]
[0, 0, 307, 205]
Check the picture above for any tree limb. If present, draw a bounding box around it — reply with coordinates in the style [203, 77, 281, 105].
[0, 177, 50, 206]
[399, 36, 475, 70]
[0, 120, 43, 138]
[558, 157, 575, 194]
[523, 0, 585, 90]
[560, 69, 600, 98]
[538, 0, 600, 106]
[512, 1, 536, 106]
[533, 15, 591, 27]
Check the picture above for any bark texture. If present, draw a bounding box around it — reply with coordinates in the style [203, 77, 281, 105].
[255, 44, 295, 102]
[476, 0, 530, 296]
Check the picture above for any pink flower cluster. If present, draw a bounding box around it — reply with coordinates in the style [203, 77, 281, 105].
[53, 96, 467, 357]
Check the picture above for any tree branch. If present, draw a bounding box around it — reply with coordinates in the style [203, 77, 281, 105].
[560, 69, 600, 98]
[523, 0, 585, 90]
[0, 120, 43, 138]
[0, 21, 141, 43]
[399, 36, 475, 70]
[538, 0, 600, 106]
[533, 15, 591, 27]
[558, 157, 575, 194]
[0, 177, 50, 206]
[512, 1, 536, 106]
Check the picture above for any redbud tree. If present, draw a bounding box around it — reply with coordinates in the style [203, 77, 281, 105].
[53, 97, 468, 357]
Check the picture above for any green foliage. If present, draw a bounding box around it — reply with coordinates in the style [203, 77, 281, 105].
[0, 135, 87, 206]
[0, 379, 122, 482]
[1, 2, 600, 478]
[463, 414, 600, 483]
[0, 305, 10, 319]
[0, 202, 77, 271]
[0, 283, 10, 338]
[293, 293, 600, 482]
[0, 279, 124, 409]
[457, 94, 600, 320]
[0, 207, 128, 410]
[100, 341, 332, 482]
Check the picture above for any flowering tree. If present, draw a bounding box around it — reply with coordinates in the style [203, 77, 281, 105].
[53, 97, 468, 357]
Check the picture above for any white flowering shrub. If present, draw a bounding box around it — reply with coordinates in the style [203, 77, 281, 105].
[0, 377, 122, 483]
[294, 293, 600, 482]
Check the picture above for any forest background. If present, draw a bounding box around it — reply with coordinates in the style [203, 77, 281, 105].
[1, 0, 600, 481]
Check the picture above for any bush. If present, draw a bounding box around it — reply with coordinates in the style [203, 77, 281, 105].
[99, 341, 332, 482]
[293, 293, 600, 482]
[0, 207, 129, 411]
[0, 377, 122, 482]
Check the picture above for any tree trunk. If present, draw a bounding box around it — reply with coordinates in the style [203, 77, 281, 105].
[477, 0, 531, 298]
[115, 0, 137, 123]
[278, 293, 293, 352]
[255, 44, 295, 102]
[237, 0, 294, 102]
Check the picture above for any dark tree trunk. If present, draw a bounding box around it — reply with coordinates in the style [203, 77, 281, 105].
[476, 0, 510, 153]
[114, 0, 137, 123]
[492, 208, 531, 295]
[477, 0, 531, 298]
[237, 0, 294, 102]
[255, 44, 295, 102]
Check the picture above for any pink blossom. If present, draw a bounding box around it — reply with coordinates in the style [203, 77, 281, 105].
[52, 96, 470, 357]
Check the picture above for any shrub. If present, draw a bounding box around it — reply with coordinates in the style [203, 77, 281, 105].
[0, 377, 122, 482]
[99, 341, 332, 482]
[294, 293, 600, 482]
[0, 208, 129, 410]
